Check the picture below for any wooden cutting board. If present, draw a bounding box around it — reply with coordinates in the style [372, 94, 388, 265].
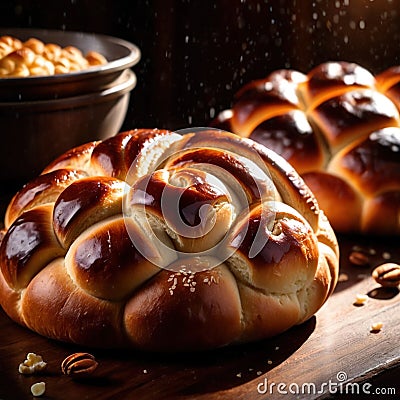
[0, 232, 399, 400]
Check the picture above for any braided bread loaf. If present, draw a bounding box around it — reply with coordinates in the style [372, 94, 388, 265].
[212, 61, 400, 235]
[0, 128, 338, 351]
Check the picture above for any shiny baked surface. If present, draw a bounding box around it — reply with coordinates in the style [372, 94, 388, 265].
[212, 61, 400, 235]
[0, 128, 338, 351]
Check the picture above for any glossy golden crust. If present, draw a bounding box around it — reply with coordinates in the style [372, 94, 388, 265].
[124, 262, 243, 351]
[0, 128, 339, 351]
[249, 111, 327, 173]
[4, 169, 87, 228]
[53, 177, 128, 248]
[212, 61, 400, 235]
[301, 62, 376, 108]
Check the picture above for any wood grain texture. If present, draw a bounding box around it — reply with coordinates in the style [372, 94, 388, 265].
[0, 233, 399, 400]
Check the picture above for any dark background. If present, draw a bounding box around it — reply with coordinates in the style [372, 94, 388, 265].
[1, 0, 400, 131]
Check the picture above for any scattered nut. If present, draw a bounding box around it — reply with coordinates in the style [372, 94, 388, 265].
[61, 352, 98, 378]
[353, 293, 368, 306]
[18, 353, 47, 375]
[370, 322, 383, 332]
[372, 263, 400, 287]
[30, 382, 46, 397]
[349, 251, 369, 267]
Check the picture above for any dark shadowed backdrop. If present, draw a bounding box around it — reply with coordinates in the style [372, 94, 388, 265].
[1, 0, 400, 131]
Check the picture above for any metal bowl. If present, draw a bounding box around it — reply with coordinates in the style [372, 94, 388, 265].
[0, 28, 141, 101]
[0, 69, 137, 184]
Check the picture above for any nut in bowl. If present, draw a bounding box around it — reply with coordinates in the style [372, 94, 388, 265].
[0, 35, 107, 77]
[0, 28, 141, 101]
[0, 28, 140, 183]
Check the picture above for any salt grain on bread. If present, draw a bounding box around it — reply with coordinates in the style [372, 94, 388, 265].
[0, 129, 339, 351]
[212, 61, 400, 235]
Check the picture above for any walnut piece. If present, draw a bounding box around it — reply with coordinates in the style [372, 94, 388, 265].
[18, 353, 47, 375]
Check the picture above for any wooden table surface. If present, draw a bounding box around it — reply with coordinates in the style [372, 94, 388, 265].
[0, 195, 399, 400]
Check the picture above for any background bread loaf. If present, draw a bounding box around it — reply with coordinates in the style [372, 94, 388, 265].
[0, 128, 338, 351]
[212, 61, 400, 235]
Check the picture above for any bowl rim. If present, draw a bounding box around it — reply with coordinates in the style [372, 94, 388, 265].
[0, 69, 137, 110]
[0, 27, 141, 83]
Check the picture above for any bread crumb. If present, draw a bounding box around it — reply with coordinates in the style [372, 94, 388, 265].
[382, 252, 391, 260]
[31, 382, 46, 397]
[353, 294, 368, 306]
[18, 353, 47, 375]
[338, 273, 349, 282]
[370, 322, 383, 332]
